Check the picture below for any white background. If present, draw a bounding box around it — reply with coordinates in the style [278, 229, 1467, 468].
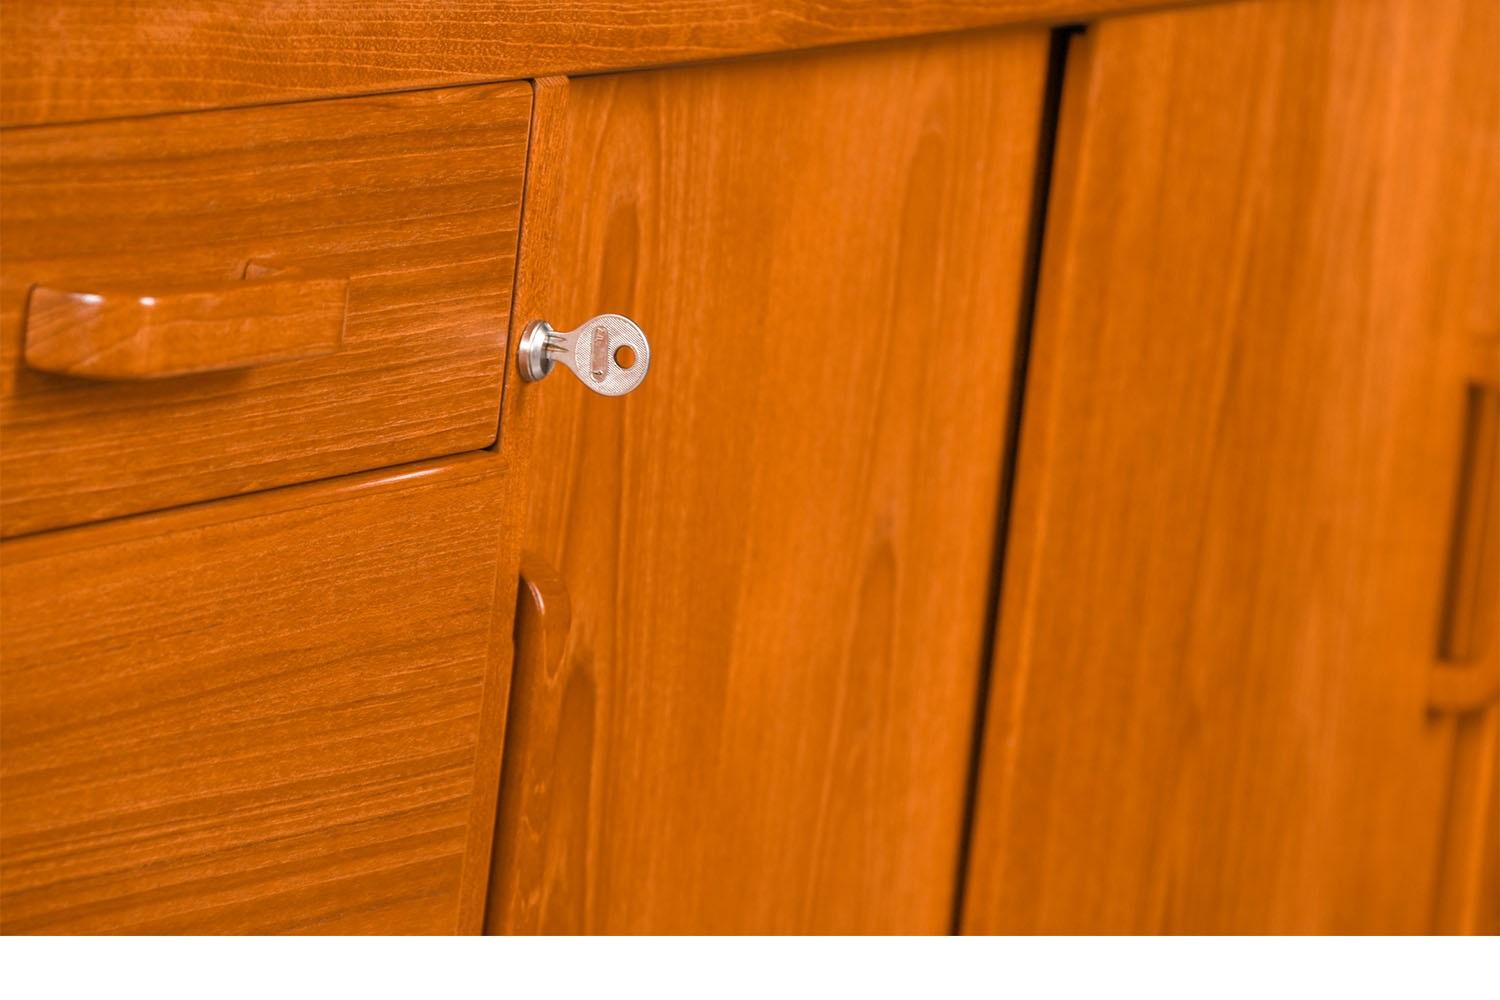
[3, 935, 1495, 999]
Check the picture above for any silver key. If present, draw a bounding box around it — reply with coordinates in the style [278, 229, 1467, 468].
[516, 313, 651, 396]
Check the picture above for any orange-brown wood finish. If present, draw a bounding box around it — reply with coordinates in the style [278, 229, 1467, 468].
[450, 77, 573, 935]
[487, 30, 1048, 934]
[961, 0, 1500, 934]
[487, 553, 577, 934]
[0, 0, 1205, 128]
[0, 83, 530, 537]
[1431, 385, 1499, 712]
[480, 77, 573, 935]
[0, 453, 517, 934]
[23, 268, 347, 380]
[1435, 709, 1500, 934]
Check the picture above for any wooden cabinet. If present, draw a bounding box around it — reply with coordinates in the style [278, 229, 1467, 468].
[1, 0, 1495, 939]
[0, 455, 518, 934]
[486, 29, 1049, 934]
[960, 0, 1499, 934]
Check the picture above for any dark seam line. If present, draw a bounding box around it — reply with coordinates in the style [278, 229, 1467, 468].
[948, 23, 1080, 936]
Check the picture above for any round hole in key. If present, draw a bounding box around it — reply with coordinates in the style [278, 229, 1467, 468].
[614, 344, 637, 370]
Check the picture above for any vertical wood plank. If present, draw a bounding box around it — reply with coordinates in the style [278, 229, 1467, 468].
[489, 30, 1049, 933]
[963, 0, 1499, 933]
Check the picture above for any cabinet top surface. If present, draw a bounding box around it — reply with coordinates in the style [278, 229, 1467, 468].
[0, 0, 1204, 128]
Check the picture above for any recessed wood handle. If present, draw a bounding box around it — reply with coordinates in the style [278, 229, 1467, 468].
[1432, 384, 1499, 713]
[516, 552, 573, 655]
[484, 552, 581, 934]
[22, 263, 348, 380]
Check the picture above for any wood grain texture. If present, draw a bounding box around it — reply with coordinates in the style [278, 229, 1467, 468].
[0, 0, 1206, 128]
[961, 0, 1500, 934]
[1431, 385, 1499, 712]
[486, 553, 576, 935]
[487, 31, 1047, 934]
[479, 77, 572, 936]
[1434, 710, 1500, 934]
[0, 453, 516, 934]
[0, 83, 530, 537]
[23, 269, 347, 380]
[451, 77, 570, 935]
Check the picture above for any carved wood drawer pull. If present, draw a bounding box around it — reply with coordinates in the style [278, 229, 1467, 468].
[22, 263, 348, 380]
[1431, 383, 1500, 713]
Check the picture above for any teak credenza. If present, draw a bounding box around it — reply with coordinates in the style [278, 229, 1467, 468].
[1, 0, 1495, 934]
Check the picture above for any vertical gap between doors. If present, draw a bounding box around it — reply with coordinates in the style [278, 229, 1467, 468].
[947, 24, 1080, 936]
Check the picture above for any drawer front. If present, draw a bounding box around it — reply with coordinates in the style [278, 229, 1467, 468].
[0, 83, 531, 537]
[0, 454, 511, 934]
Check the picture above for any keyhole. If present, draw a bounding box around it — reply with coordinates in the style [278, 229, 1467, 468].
[614, 344, 637, 369]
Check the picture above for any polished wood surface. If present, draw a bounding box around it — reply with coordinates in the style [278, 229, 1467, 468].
[488, 30, 1047, 933]
[1, 0, 1204, 128]
[961, 0, 1500, 934]
[451, 77, 570, 935]
[480, 76, 573, 936]
[1, 83, 530, 537]
[1431, 385, 1499, 712]
[23, 268, 347, 380]
[1435, 709, 1500, 934]
[0, 453, 515, 934]
[487, 553, 576, 934]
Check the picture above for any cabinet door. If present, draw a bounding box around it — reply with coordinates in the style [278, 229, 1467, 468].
[488, 30, 1049, 933]
[1, 454, 516, 934]
[962, 0, 1499, 933]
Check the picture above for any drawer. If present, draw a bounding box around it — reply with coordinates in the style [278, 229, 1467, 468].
[0, 453, 511, 934]
[0, 83, 532, 537]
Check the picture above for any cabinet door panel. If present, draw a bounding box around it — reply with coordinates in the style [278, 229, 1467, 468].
[489, 30, 1048, 933]
[962, 0, 1499, 934]
[1, 454, 516, 934]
